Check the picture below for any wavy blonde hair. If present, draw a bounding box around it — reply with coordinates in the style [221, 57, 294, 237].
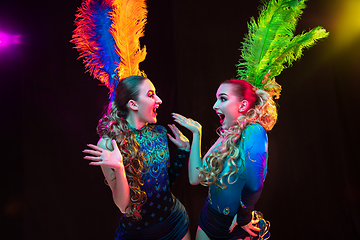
[198, 79, 277, 189]
[97, 76, 148, 220]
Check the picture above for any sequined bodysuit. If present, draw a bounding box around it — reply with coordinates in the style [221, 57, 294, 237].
[118, 124, 188, 231]
[205, 123, 268, 225]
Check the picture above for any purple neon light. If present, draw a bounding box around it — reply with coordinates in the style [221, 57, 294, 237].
[0, 31, 21, 47]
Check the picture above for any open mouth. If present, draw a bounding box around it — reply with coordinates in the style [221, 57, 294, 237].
[152, 106, 159, 116]
[217, 113, 225, 124]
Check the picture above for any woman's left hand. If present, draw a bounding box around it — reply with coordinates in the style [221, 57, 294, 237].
[229, 214, 260, 237]
[172, 113, 202, 135]
[167, 124, 190, 151]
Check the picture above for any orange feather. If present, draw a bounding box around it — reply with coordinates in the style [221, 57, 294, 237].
[111, 0, 147, 80]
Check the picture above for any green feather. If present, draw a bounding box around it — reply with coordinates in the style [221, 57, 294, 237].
[236, 0, 329, 89]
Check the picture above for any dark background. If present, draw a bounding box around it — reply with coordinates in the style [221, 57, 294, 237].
[1, 0, 359, 239]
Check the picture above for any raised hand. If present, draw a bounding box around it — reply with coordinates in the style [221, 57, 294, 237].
[172, 113, 202, 135]
[83, 139, 123, 169]
[167, 124, 190, 150]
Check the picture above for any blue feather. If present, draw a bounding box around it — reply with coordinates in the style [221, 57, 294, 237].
[72, 0, 121, 99]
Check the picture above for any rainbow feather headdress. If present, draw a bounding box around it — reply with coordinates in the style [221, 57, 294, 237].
[71, 0, 147, 100]
[237, 0, 329, 99]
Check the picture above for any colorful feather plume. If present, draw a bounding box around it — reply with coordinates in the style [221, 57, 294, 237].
[236, 0, 329, 98]
[72, 0, 119, 94]
[71, 0, 147, 99]
[112, 0, 147, 81]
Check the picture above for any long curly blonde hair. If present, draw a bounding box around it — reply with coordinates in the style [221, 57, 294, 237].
[97, 76, 148, 220]
[198, 79, 277, 189]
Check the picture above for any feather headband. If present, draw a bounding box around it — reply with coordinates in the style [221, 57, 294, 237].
[237, 0, 329, 99]
[71, 0, 147, 100]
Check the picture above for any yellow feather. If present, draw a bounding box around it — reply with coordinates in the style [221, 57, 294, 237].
[111, 0, 147, 80]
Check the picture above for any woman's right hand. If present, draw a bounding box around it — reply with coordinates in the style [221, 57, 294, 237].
[172, 113, 202, 135]
[83, 139, 124, 169]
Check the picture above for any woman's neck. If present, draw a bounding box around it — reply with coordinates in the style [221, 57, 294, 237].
[126, 114, 147, 129]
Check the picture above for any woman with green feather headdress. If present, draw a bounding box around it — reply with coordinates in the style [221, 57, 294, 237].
[173, 0, 328, 239]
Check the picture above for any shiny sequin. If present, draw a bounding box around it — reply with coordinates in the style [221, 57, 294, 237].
[223, 207, 230, 215]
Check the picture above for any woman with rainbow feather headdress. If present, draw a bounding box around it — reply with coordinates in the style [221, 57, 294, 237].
[73, 0, 190, 239]
[173, 0, 329, 239]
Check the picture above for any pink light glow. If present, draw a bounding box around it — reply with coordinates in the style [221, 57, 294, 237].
[0, 31, 21, 47]
[0, 30, 22, 63]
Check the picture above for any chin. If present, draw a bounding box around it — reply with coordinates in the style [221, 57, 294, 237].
[221, 121, 235, 130]
[221, 124, 229, 130]
[149, 117, 157, 124]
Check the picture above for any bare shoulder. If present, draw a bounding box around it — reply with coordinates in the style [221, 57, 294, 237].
[97, 137, 114, 151]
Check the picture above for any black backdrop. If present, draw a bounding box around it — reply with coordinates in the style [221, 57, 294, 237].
[1, 0, 360, 239]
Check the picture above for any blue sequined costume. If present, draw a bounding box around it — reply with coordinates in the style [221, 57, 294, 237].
[115, 125, 189, 240]
[199, 123, 268, 240]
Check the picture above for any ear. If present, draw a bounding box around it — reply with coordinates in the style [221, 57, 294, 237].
[238, 100, 249, 113]
[128, 100, 138, 111]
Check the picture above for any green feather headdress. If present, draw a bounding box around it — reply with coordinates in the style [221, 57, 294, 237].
[237, 0, 329, 99]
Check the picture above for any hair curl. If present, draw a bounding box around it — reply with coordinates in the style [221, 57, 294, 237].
[198, 79, 277, 189]
[97, 76, 148, 220]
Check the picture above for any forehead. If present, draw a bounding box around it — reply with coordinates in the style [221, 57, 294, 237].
[216, 83, 234, 96]
[139, 79, 155, 94]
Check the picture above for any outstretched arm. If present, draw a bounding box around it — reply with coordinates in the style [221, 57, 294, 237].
[83, 138, 130, 213]
[172, 113, 202, 185]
